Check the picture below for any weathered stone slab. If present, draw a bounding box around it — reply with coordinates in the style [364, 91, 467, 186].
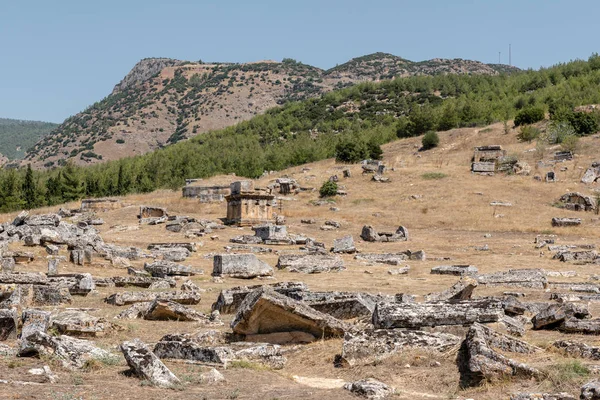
[331, 235, 356, 254]
[231, 288, 347, 339]
[19, 309, 52, 355]
[144, 261, 194, 277]
[354, 252, 415, 265]
[148, 243, 197, 252]
[276, 254, 345, 273]
[212, 254, 273, 279]
[340, 329, 460, 366]
[299, 291, 390, 320]
[510, 392, 576, 400]
[144, 299, 210, 322]
[478, 269, 547, 289]
[105, 291, 201, 306]
[424, 277, 478, 302]
[0, 272, 47, 285]
[560, 318, 600, 334]
[431, 265, 478, 276]
[372, 299, 504, 329]
[23, 332, 113, 370]
[120, 338, 180, 388]
[32, 285, 72, 306]
[552, 217, 581, 227]
[532, 303, 590, 330]
[0, 308, 17, 340]
[344, 379, 395, 400]
[52, 311, 115, 337]
[212, 282, 308, 314]
[553, 340, 600, 360]
[457, 323, 540, 388]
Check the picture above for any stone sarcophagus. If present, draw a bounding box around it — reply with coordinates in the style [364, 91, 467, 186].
[225, 181, 274, 226]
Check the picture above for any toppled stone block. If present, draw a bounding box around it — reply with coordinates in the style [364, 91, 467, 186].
[144, 261, 195, 277]
[0, 272, 47, 285]
[32, 285, 72, 306]
[252, 224, 292, 244]
[47, 258, 59, 276]
[552, 217, 581, 227]
[431, 265, 478, 276]
[120, 338, 180, 388]
[582, 163, 600, 184]
[299, 291, 390, 320]
[180, 280, 200, 292]
[424, 277, 478, 302]
[372, 299, 504, 329]
[52, 311, 116, 337]
[19, 309, 52, 355]
[560, 318, 600, 334]
[23, 332, 113, 370]
[331, 235, 356, 254]
[231, 288, 347, 340]
[212, 254, 273, 279]
[552, 251, 598, 263]
[388, 266, 410, 275]
[457, 323, 540, 388]
[144, 299, 211, 322]
[114, 302, 151, 320]
[553, 340, 600, 360]
[105, 290, 200, 306]
[343, 379, 395, 400]
[211, 282, 308, 314]
[0, 257, 15, 272]
[276, 254, 345, 273]
[355, 252, 411, 265]
[97, 276, 176, 289]
[532, 303, 590, 330]
[360, 225, 408, 242]
[340, 329, 460, 366]
[478, 269, 548, 289]
[0, 308, 17, 340]
[581, 380, 600, 400]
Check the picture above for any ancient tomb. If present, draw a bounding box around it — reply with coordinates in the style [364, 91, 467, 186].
[182, 184, 230, 202]
[225, 181, 274, 226]
[471, 145, 506, 173]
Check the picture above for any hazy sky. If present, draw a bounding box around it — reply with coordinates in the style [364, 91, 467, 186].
[1, 0, 598, 123]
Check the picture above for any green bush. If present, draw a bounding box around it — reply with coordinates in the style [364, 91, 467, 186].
[516, 125, 540, 142]
[545, 121, 577, 144]
[568, 112, 598, 135]
[319, 181, 338, 197]
[514, 107, 545, 126]
[421, 131, 439, 150]
[335, 138, 367, 163]
[367, 140, 383, 160]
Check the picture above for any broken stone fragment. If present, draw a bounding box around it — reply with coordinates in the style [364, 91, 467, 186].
[120, 338, 180, 388]
[23, 332, 113, 370]
[343, 378, 395, 400]
[211, 282, 308, 314]
[0, 272, 47, 285]
[299, 291, 392, 320]
[105, 290, 201, 306]
[212, 253, 273, 279]
[478, 269, 548, 289]
[340, 329, 460, 366]
[552, 217, 581, 227]
[431, 265, 478, 276]
[532, 303, 590, 330]
[424, 277, 478, 302]
[355, 252, 410, 265]
[387, 266, 410, 275]
[553, 340, 600, 360]
[372, 299, 504, 329]
[231, 287, 347, 339]
[200, 368, 225, 384]
[19, 309, 52, 355]
[32, 285, 73, 306]
[457, 323, 540, 388]
[276, 254, 345, 273]
[144, 260, 194, 277]
[331, 235, 356, 254]
[52, 311, 117, 337]
[0, 308, 18, 340]
[144, 299, 212, 322]
[560, 318, 600, 334]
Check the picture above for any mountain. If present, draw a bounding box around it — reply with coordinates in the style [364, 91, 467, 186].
[0, 118, 58, 161]
[24, 53, 519, 168]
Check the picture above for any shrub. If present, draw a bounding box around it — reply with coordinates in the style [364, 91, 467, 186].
[319, 181, 338, 197]
[561, 134, 580, 153]
[568, 112, 598, 135]
[421, 131, 439, 150]
[517, 125, 540, 142]
[367, 140, 383, 160]
[514, 107, 545, 126]
[335, 138, 367, 163]
[544, 121, 577, 144]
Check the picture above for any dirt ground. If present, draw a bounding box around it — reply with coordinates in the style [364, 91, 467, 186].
[1, 123, 600, 399]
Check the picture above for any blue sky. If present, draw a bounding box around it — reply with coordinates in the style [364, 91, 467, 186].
[1, 0, 598, 123]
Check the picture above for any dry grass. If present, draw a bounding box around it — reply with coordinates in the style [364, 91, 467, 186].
[1, 124, 600, 398]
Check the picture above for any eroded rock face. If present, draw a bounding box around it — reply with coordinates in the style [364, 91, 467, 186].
[120, 338, 180, 388]
[343, 378, 395, 400]
[212, 254, 273, 279]
[276, 254, 345, 273]
[23, 332, 113, 370]
[341, 329, 460, 366]
[231, 288, 347, 339]
[457, 323, 540, 388]
[373, 299, 504, 329]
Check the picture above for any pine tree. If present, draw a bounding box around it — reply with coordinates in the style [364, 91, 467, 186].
[22, 164, 37, 209]
[62, 162, 84, 201]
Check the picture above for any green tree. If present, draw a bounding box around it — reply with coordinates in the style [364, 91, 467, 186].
[421, 131, 440, 150]
[22, 164, 37, 209]
[335, 138, 368, 163]
[514, 107, 545, 126]
[62, 162, 85, 201]
[367, 140, 383, 160]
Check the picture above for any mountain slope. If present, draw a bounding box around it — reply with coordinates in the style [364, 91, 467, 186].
[24, 53, 519, 168]
[0, 118, 57, 161]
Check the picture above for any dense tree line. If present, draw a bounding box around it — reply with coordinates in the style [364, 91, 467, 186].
[3, 54, 600, 212]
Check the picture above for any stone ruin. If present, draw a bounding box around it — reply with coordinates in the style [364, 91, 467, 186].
[80, 198, 123, 211]
[471, 145, 506, 174]
[225, 181, 274, 226]
[182, 184, 230, 202]
[360, 225, 408, 242]
[582, 162, 600, 184]
[272, 178, 298, 195]
[557, 192, 596, 212]
[554, 151, 573, 161]
[139, 206, 168, 224]
[361, 159, 384, 174]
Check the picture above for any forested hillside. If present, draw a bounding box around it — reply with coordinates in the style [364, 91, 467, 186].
[2, 54, 600, 212]
[0, 118, 57, 160]
[24, 53, 518, 167]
